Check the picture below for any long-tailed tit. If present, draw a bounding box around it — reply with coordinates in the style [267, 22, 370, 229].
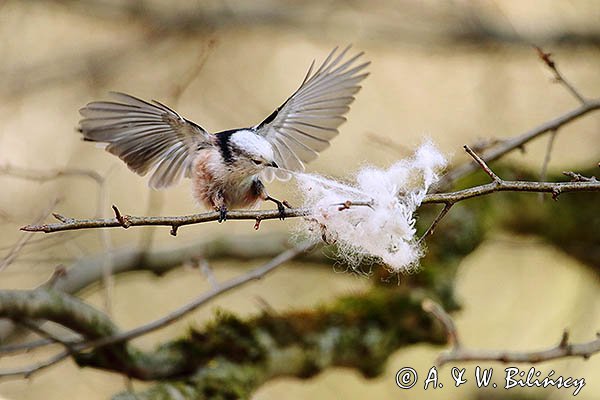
[78, 46, 369, 222]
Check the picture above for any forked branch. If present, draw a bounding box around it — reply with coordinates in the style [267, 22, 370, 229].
[20, 173, 599, 235]
[423, 299, 600, 365]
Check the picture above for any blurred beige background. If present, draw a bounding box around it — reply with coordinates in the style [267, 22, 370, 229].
[0, 1, 599, 399]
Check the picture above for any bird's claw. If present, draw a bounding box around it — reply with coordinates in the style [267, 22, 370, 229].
[218, 206, 228, 223]
[276, 201, 286, 220]
[266, 196, 287, 220]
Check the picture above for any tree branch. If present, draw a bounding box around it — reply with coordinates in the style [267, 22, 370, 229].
[109, 287, 445, 399]
[0, 233, 329, 342]
[1, 199, 60, 271]
[438, 334, 600, 365]
[0, 242, 315, 379]
[20, 177, 599, 234]
[73, 241, 316, 352]
[0, 165, 104, 185]
[0, 284, 445, 385]
[0, 289, 120, 340]
[423, 299, 600, 365]
[418, 203, 453, 243]
[438, 98, 600, 187]
[535, 46, 587, 104]
[0, 350, 71, 379]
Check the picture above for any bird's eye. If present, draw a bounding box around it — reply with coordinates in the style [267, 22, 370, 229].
[252, 159, 262, 165]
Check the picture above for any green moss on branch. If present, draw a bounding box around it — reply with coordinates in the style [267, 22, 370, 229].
[111, 288, 445, 399]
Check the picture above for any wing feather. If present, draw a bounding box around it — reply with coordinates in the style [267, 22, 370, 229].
[255, 46, 369, 180]
[79, 92, 210, 189]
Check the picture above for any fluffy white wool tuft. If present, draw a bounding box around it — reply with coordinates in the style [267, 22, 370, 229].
[295, 141, 447, 273]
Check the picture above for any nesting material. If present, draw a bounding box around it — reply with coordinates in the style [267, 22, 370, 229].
[295, 141, 447, 273]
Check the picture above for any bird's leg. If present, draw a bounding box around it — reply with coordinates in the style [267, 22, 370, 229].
[253, 178, 288, 220]
[265, 196, 287, 220]
[218, 205, 228, 223]
[213, 191, 228, 223]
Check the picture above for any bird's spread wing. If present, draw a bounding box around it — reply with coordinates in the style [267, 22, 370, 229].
[79, 92, 211, 189]
[255, 46, 370, 181]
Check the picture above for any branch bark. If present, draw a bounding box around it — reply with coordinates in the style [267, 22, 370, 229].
[423, 299, 600, 365]
[0, 243, 315, 380]
[107, 287, 445, 399]
[20, 179, 599, 234]
[438, 98, 600, 187]
[0, 286, 446, 388]
[0, 234, 327, 343]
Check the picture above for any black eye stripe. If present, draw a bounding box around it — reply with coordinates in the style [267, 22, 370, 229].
[252, 159, 262, 165]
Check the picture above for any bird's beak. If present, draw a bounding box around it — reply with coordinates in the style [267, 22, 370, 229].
[269, 161, 279, 168]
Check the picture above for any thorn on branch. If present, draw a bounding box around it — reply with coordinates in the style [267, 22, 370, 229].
[170, 225, 179, 236]
[112, 205, 131, 229]
[52, 213, 71, 223]
[254, 218, 261, 230]
[559, 330, 570, 349]
[551, 188, 561, 200]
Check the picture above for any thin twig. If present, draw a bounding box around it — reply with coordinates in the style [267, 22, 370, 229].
[437, 332, 600, 365]
[0, 351, 70, 379]
[19, 202, 364, 233]
[20, 172, 600, 236]
[438, 98, 600, 186]
[0, 232, 76, 252]
[0, 338, 55, 355]
[463, 145, 501, 182]
[423, 298, 600, 365]
[0, 165, 104, 185]
[97, 168, 116, 317]
[422, 299, 460, 348]
[538, 129, 558, 201]
[540, 129, 558, 182]
[563, 171, 598, 182]
[418, 203, 453, 243]
[69, 241, 316, 352]
[0, 164, 109, 271]
[169, 38, 217, 105]
[365, 132, 411, 156]
[535, 46, 587, 104]
[198, 259, 218, 289]
[424, 179, 598, 203]
[0, 199, 59, 271]
[3, 241, 305, 377]
[17, 320, 78, 352]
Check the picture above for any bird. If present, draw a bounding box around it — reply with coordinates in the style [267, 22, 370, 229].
[78, 46, 370, 222]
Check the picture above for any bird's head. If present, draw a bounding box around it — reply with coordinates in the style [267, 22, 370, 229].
[228, 130, 278, 174]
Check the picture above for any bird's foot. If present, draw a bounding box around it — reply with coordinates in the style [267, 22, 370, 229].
[218, 205, 228, 223]
[266, 196, 289, 220]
